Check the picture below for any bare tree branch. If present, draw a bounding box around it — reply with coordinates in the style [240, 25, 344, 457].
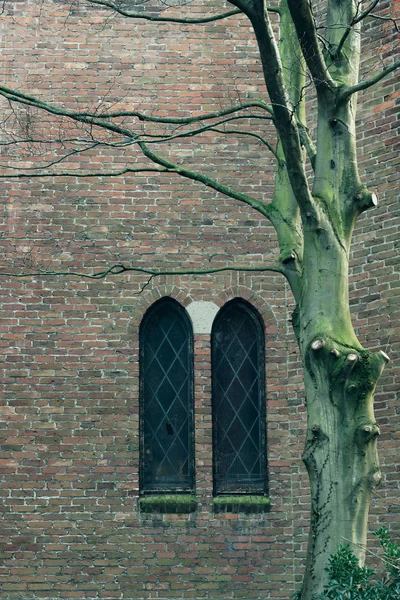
[84, 0, 281, 23]
[0, 142, 102, 171]
[0, 86, 138, 139]
[0, 113, 276, 169]
[85, 0, 243, 23]
[0, 167, 171, 178]
[72, 100, 274, 122]
[0, 136, 99, 148]
[286, 0, 334, 95]
[352, 0, 381, 25]
[0, 262, 284, 279]
[239, 0, 317, 221]
[0, 86, 273, 142]
[0, 85, 277, 219]
[338, 59, 400, 103]
[368, 13, 399, 33]
[133, 115, 274, 145]
[137, 139, 274, 219]
[208, 127, 278, 159]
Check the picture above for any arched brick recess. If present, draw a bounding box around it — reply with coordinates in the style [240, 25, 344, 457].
[217, 284, 279, 334]
[127, 284, 194, 331]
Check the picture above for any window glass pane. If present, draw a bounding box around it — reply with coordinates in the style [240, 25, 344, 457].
[212, 300, 266, 495]
[140, 298, 194, 493]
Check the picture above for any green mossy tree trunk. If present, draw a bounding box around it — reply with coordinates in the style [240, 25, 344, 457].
[236, 1, 391, 597]
[299, 225, 388, 599]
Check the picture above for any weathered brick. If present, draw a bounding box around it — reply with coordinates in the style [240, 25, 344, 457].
[0, 1, 398, 599]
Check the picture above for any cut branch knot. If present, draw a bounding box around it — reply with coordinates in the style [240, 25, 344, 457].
[378, 350, 390, 364]
[353, 188, 378, 215]
[311, 425, 325, 439]
[356, 423, 380, 445]
[346, 353, 359, 363]
[311, 339, 325, 352]
[281, 250, 297, 265]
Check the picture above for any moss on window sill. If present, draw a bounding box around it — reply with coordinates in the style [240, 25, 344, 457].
[213, 495, 271, 514]
[139, 494, 197, 514]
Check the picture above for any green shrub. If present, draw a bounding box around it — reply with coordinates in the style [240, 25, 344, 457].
[316, 528, 400, 600]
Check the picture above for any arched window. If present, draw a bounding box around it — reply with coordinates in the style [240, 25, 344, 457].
[140, 298, 194, 494]
[212, 299, 267, 495]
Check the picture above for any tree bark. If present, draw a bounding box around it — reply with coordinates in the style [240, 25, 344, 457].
[296, 83, 388, 600]
[298, 229, 388, 599]
[252, 3, 391, 597]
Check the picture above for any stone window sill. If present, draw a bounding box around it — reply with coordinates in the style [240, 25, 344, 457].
[213, 495, 271, 514]
[139, 494, 197, 514]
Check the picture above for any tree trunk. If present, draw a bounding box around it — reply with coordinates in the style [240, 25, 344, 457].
[298, 227, 388, 600]
[229, 2, 389, 597]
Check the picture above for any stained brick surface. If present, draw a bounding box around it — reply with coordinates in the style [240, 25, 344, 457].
[0, 1, 398, 598]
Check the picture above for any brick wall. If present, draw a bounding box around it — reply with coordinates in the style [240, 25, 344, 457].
[0, 1, 398, 598]
[350, 0, 400, 554]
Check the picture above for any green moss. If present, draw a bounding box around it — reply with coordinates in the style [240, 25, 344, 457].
[139, 494, 197, 514]
[213, 495, 271, 514]
[357, 350, 381, 397]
